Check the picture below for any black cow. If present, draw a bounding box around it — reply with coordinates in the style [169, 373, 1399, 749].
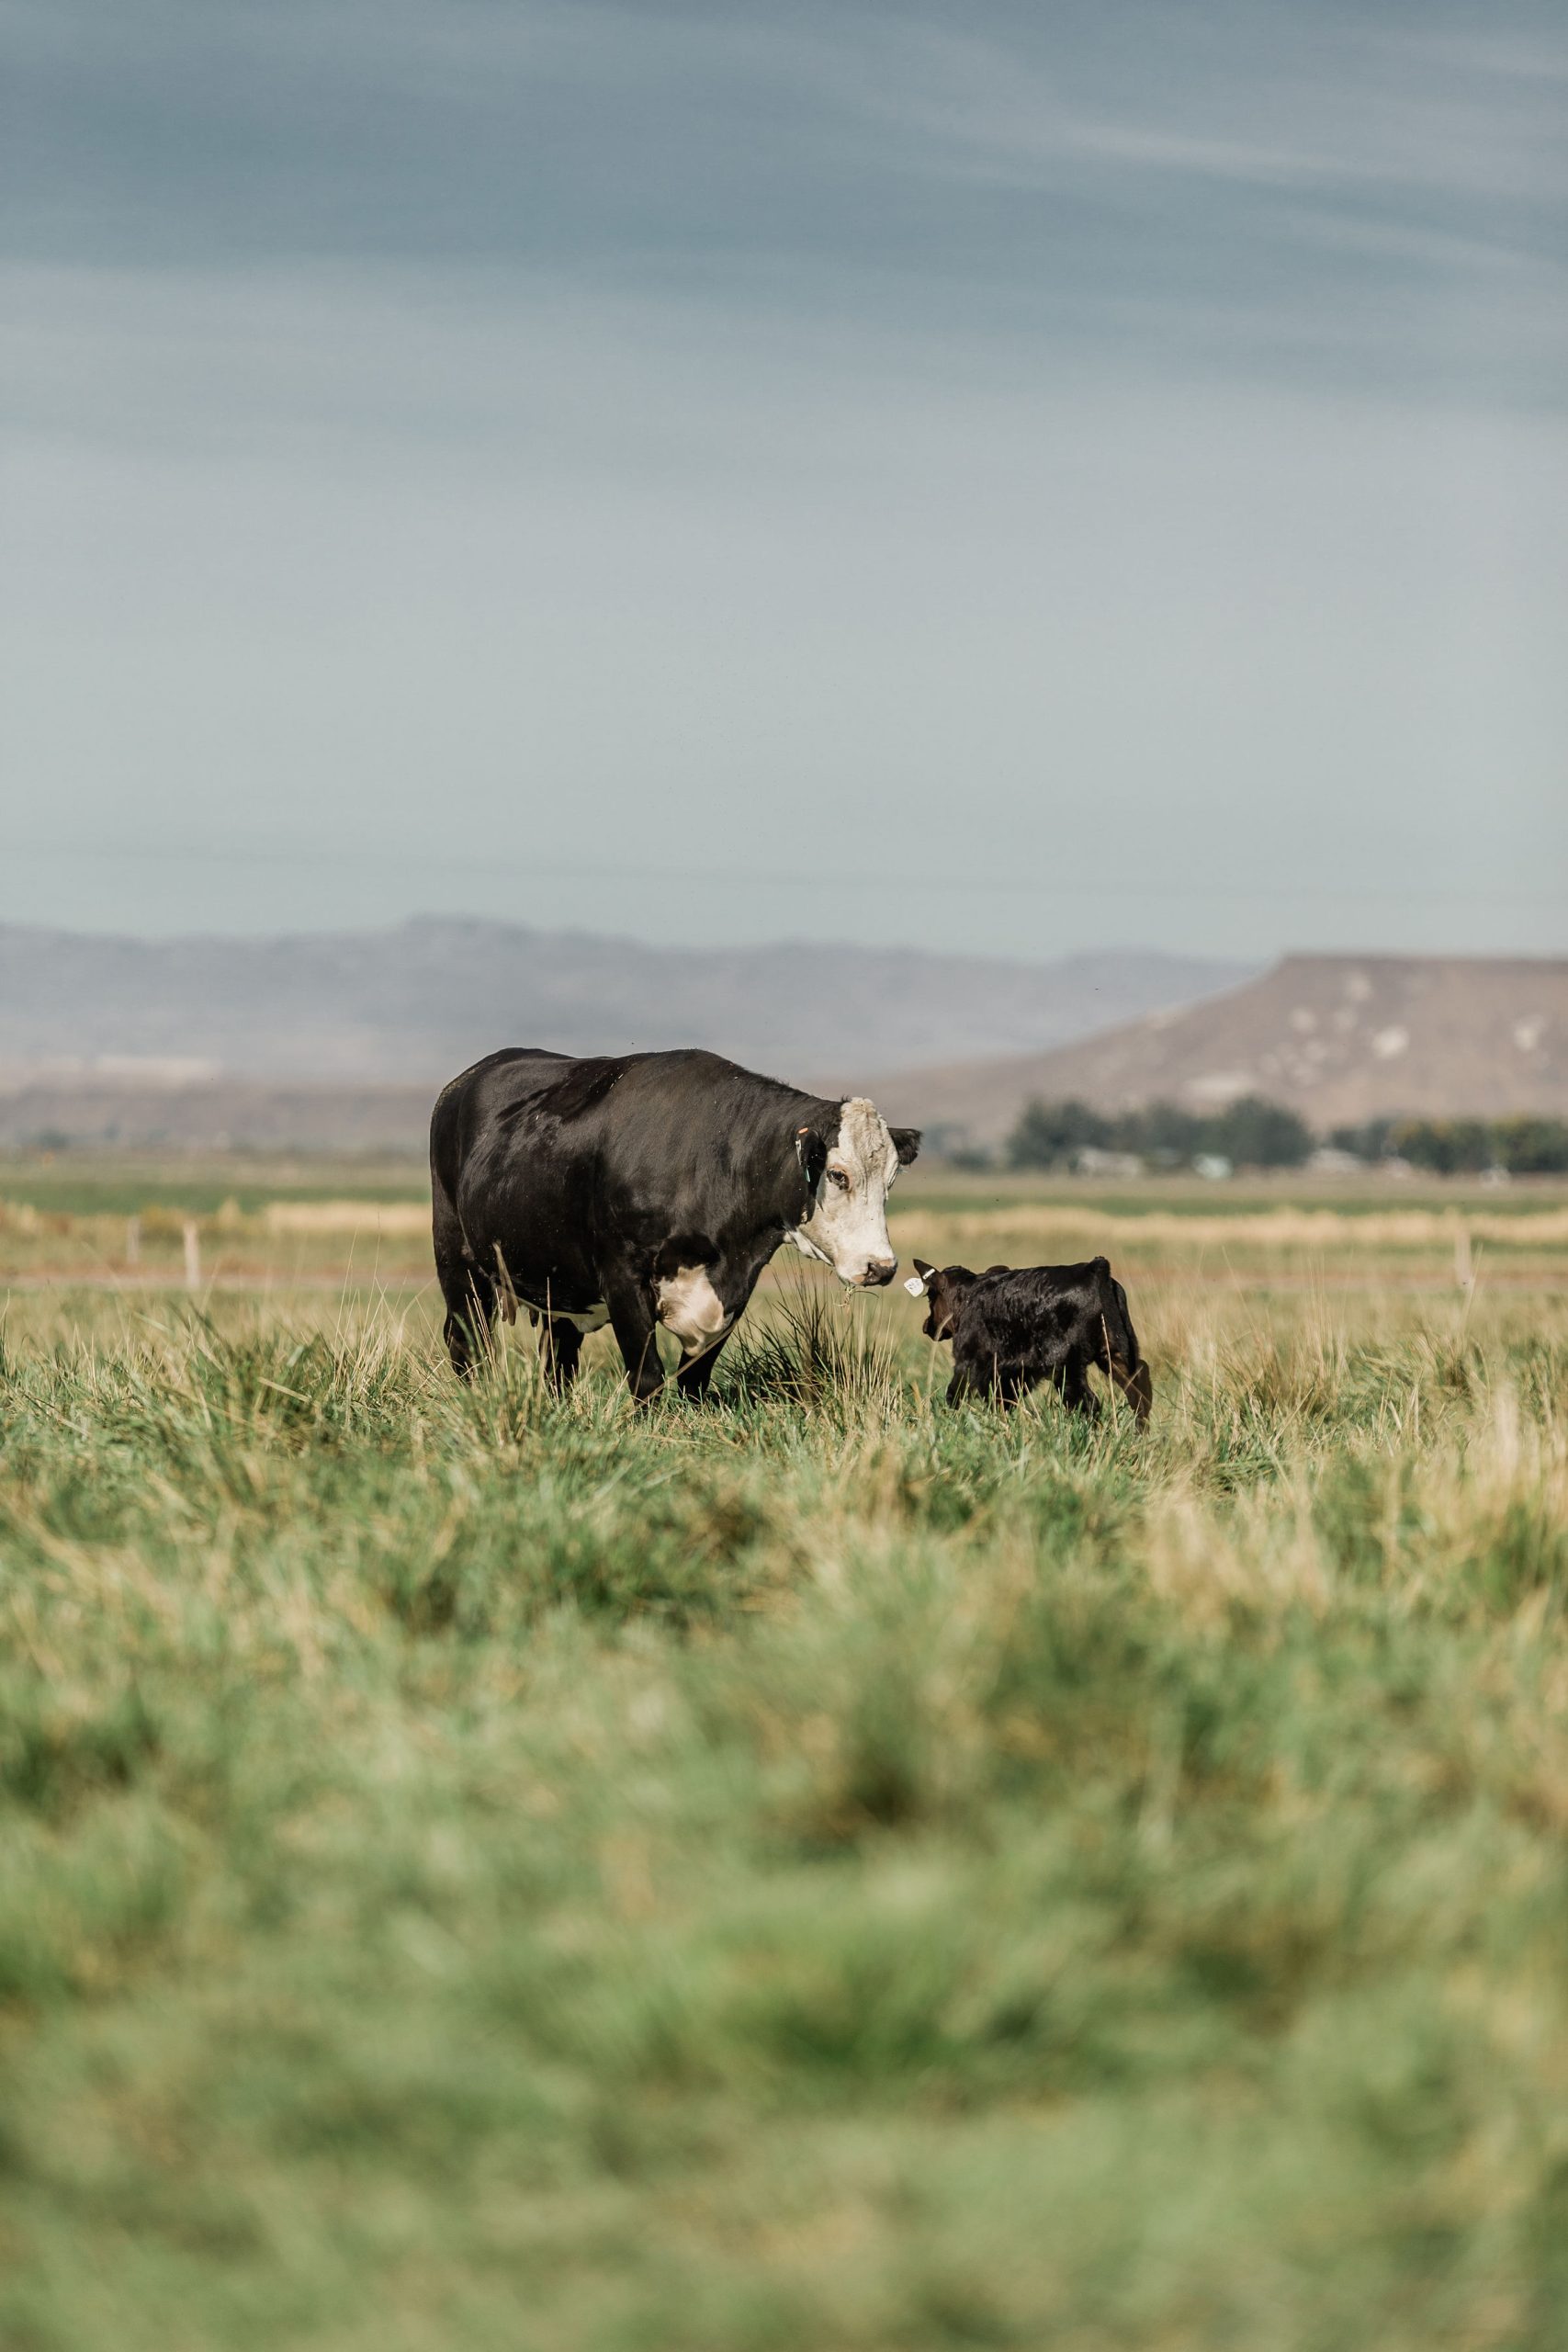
[431, 1047, 919, 1399]
[908, 1254, 1153, 1420]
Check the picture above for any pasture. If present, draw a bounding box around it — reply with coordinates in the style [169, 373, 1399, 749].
[3, 1156, 1568, 2349]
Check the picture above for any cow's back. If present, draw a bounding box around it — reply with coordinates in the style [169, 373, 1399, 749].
[429, 1049, 598, 1295]
[429, 1047, 570, 1200]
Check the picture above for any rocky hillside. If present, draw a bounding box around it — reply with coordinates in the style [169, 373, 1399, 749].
[873, 956, 1568, 1146]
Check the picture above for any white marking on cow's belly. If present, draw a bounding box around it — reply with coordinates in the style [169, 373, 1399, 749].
[532, 1300, 610, 1333]
[554, 1298, 611, 1336]
[493, 1245, 609, 1334]
[655, 1266, 731, 1357]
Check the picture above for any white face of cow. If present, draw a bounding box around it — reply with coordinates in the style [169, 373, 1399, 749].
[790, 1097, 916, 1287]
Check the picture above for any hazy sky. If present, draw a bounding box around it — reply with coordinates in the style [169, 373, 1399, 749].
[5, 0, 1565, 958]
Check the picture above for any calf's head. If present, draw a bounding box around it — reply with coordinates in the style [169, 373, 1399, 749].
[906, 1258, 977, 1340]
[792, 1098, 919, 1286]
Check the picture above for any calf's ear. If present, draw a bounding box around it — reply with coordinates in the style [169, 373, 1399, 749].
[889, 1125, 921, 1167]
[795, 1125, 829, 1193]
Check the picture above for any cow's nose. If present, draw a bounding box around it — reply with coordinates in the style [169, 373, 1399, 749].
[864, 1257, 897, 1287]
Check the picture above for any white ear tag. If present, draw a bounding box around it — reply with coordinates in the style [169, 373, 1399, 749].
[904, 1275, 928, 1296]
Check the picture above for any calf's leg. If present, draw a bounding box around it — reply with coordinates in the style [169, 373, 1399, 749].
[1054, 1357, 1101, 1419]
[1109, 1354, 1154, 1424]
[946, 1350, 1008, 1406]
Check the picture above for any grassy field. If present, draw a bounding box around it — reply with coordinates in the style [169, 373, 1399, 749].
[6, 1147, 1568, 1295]
[3, 1160, 1568, 2348]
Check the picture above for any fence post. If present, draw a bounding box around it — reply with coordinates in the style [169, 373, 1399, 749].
[183, 1219, 201, 1292]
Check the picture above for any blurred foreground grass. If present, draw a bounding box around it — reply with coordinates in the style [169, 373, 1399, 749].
[2, 1264, 1567, 2350]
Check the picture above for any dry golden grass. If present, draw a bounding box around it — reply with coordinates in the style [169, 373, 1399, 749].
[262, 1199, 433, 1236]
[897, 1202, 1568, 1249]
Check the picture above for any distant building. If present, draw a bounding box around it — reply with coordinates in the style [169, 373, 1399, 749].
[1073, 1147, 1145, 1179]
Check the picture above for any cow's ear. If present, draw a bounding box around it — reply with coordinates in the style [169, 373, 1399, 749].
[889, 1125, 921, 1167]
[795, 1125, 829, 1193]
[912, 1257, 934, 1280]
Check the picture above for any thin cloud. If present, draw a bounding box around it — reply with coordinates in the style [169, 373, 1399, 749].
[864, 17, 1568, 206]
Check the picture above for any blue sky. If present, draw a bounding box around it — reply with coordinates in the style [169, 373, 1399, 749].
[4, 1, 1565, 956]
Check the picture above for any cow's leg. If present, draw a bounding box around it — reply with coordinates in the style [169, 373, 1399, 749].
[605, 1271, 665, 1404]
[434, 1182, 496, 1380]
[438, 1254, 497, 1380]
[674, 1325, 731, 1402]
[536, 1316, 583, 1394]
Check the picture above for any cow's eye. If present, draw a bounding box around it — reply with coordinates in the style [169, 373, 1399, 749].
[827, 1168, 850, 1190]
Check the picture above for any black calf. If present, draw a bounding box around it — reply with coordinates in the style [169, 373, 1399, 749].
[910, 1254, 1153, 1421]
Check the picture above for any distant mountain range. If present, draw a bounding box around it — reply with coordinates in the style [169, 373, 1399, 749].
[0, 921, 1248, 1088]
[6, 930, 1559, 1157]
[872, 956, 1568, 1144]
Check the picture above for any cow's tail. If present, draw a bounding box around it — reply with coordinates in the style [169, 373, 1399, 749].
[1093, 1260, 1153, 1426]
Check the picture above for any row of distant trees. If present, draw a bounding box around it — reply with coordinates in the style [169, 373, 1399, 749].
[1007, 1095, 1314, 1170]
[1327, 1116, 1568, 1176]
[1003, 1098, 1568, 1174]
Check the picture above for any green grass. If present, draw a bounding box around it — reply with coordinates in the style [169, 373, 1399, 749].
[0, 1150, 428, 1219]
[7, 1147, 1565, 1225]
[1, 1283, 1566, 2349]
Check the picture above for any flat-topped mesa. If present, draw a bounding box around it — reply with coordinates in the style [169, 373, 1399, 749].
[871, 956, 1568, 1143]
